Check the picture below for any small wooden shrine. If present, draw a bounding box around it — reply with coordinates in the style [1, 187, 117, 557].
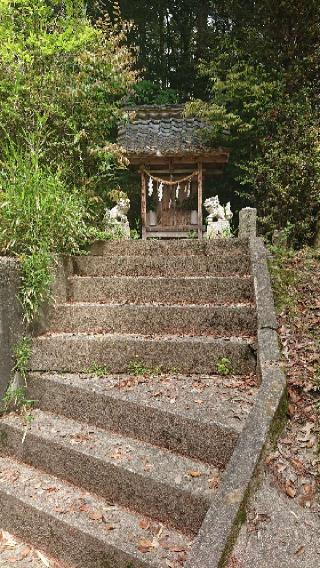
[118, 105, 230, 239]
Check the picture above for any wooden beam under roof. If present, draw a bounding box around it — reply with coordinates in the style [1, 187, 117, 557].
[128, 152, 230, 166]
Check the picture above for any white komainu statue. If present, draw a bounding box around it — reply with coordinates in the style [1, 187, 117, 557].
[204, 195, 233, 240]
[104, 197, 131, 239]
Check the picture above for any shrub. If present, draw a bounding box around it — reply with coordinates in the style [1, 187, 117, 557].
[0, 0, 136, 213]
[186, 63, 320, 247]
[0, 1, 137, 322]
[0, 143, 88, 256]
[0, 143, 93, 322]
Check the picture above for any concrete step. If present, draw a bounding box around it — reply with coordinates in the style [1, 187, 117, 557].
[91, 239, 249, 257]
[0, 410, 219, 534]
[29, 333, 257, 375]
[0, 456, 192, 567]
[73, 254, 251, 277]
[68, 275, 254, 305]
[48, 303, 257, 337]
[0, 530, 68, 568]
[27, 372, 258, 466]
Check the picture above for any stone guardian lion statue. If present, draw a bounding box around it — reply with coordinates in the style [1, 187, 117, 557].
[104, 197, 131, 239]
[204, 196, 233, 240]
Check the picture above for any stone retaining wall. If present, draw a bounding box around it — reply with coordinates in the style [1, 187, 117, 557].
[186, 210, 287, 568]
[0, 258, 23, 397]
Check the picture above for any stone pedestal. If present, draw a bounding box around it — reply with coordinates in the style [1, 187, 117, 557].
[206, 219, 231, 240]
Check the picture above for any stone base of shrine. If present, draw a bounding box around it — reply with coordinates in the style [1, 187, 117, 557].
[144, 225, 206, 239]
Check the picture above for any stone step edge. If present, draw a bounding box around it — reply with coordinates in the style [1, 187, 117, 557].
[69, 275, 254, 280]
[90, 238, 249, 252]
[0, 456, 192, 568]
[33, 332, 256, 342]
[0, 410, 216, 534]
[45, 304, 257, 338]
[26, 373, 241, 466]
[29, 334, 257, 375]
[72, 256, 251, 277]
[52, 301, 255, 308]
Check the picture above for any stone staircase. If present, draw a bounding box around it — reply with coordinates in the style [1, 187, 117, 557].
[0, 238, 261, 568]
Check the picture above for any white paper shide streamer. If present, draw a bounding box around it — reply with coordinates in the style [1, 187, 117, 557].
[148, 176, 154, 197]
[158, 181, 164, 202]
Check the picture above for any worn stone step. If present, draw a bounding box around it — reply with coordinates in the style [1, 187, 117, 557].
[27, 373, 258, 466]
[0, 456, 192, 568]
[0, 530, 67, 568]
[68, 275, 254, 305]
[48, 303, 257, 336]
[91, 239, 249, 257]
[73, 254, 251, 277]
[29, 333, 257, 375]
[0, 410, 219, 534]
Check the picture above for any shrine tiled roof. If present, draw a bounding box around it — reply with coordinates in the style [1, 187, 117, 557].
[118, 105, 213, 157]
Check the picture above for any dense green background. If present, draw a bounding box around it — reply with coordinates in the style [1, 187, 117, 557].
[89, 0, 320, 245]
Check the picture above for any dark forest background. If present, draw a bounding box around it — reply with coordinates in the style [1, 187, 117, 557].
[89, 1, 320, 101]
[87, 1, 320, 245]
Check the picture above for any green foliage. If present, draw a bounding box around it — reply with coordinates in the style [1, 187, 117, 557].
[1, 381, 35, 428]
[0, 337, 35, 423]
[86, 363, 109, 377]
[242, 94, 320, 245]
[126, 80, 181, 105]
[216, 357, 233, 376]
[98, 2, 211, 99]
[268, 245, 298, 313]
[0, 0, 136, 209]
[20, 252, 53, 323]
[0, 143, 96, 321]
[1, 384, 34, 413]
[130, 228, 140, 240]
[0, 2, 137, 321]
[12, 336, 32, 383]
[128, 360, 161, 377]
[187, 58, 320, 247]
[0, 144, 89, 256]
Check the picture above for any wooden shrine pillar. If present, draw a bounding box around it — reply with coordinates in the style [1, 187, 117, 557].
[141, 167, 147, 239]
[198, 161, 203, 239]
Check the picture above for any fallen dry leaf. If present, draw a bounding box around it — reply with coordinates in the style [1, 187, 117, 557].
[295, 545, 305, 556]
[89, 510, 103, 521]
[137, 538, 155, 553]
[187, 470, 202, 478]
[104, 523, 117, 531]
[139, 519, 151, 530]
[285, 483, 297, 498]
[168, 545, 186, 553]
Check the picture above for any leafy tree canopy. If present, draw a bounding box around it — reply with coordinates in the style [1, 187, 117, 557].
[0, 0, 136, 210]
[97, 0, 320, 245]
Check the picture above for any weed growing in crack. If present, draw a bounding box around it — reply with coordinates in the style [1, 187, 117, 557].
[0, 336, 34, 435]
[216, 357, 233, 376]
[128, 360, 161, 377]
[86, 363, 110, 378]
[13, 336, 32, 384]
[1, 384, 35, 416]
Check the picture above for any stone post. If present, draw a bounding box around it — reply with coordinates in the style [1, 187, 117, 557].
[239, 207, 257, 239]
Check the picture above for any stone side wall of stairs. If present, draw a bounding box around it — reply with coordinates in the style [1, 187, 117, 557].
[0, 210, 286, 568]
